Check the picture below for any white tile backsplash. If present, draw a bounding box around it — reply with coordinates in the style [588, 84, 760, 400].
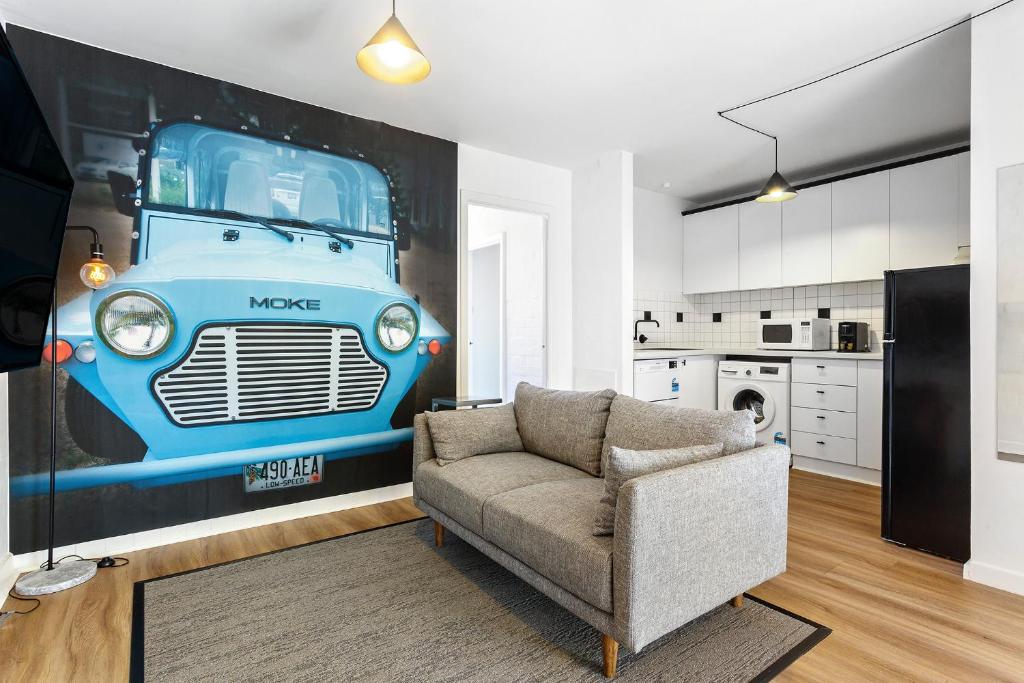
[634, 280, 885, 351]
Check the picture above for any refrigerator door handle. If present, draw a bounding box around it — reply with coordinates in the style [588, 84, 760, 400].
[882, 339, 895, 344]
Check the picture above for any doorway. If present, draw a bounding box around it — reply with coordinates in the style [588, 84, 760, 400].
[463, 202, 547, 401]
[468, 238, 504, 398]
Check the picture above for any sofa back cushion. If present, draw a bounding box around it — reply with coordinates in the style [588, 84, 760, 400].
[513, 382, 616, 476]
[425, 404, 524, 466]
[601, 394, 756, 475]
[593, 443, 724, 535]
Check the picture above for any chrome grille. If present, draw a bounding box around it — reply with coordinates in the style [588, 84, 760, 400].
[152, 324, 388, 426]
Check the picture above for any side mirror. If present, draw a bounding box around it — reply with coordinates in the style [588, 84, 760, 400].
[107, 171, 138, 216]
[396, 224, 411, 251]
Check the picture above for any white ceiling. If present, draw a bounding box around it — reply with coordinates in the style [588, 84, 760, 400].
[0, 0, 986, 204]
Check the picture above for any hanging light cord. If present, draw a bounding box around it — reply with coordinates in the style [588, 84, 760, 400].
[717, 0, 1017, 141]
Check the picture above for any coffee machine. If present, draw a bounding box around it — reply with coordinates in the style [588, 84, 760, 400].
[837, 321, 870, 352]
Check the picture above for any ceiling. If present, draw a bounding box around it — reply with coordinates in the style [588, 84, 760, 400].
[0, 0, 987, 204]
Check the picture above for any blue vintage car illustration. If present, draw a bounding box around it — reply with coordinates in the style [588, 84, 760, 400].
[12, 120, 450, 496]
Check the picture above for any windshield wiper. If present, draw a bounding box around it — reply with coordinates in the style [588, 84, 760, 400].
[198, 209, 294, 242]
[269, 217, 355, 249]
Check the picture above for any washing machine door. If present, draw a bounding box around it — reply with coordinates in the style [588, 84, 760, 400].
[729, 383, 776, 433]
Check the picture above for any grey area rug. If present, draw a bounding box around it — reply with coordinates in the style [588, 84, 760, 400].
[132, 519, 828, 682]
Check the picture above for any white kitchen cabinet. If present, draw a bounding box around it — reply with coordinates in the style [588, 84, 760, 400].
[683, 205, 738, 294]
[791, 431, 858, 466]
[677, 355, 720, 410]
[831, 170, 890, 282]
[792, 357, 858, 386]
[633, 188, 684, 292]
[791, 357, 883, 472]
[791, 382, 858, 413]
[957, 152, 970, 248]
[738, 201, 782, 289]
[890, 156, 959, 270]
[856, 360, 883, 470]
[781, 184, 831, 286]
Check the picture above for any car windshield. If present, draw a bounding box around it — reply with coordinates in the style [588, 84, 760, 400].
[145, 123, 392, 237]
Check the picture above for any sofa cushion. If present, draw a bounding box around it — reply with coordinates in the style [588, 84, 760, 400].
[592, 443, 724, 536]
[424, 404, 524, 466]
[483, 478, 613, 612]
[513, 382, 616, 476]
[414, 451, 588, 535]
[601, 394, 756, 475]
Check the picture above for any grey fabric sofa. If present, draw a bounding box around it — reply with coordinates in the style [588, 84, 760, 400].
[412, 385, 789, 678]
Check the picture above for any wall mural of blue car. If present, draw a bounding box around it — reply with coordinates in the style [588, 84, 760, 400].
[11, 120, 451, 496]
[5, 26, 457, 553]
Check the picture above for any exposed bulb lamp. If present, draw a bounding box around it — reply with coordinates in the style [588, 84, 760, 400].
[15, 225, 114, 597]
[357, 0, 430, 84]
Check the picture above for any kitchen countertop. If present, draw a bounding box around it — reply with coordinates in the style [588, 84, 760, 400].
[633, 346, 884, 361]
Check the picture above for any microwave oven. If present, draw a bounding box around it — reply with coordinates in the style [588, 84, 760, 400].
[757, 318, 830, 350]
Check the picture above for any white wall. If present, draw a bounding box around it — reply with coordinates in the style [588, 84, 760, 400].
[965, 2, 1024, 596]
[458, 144, 573, 390]
[634, 187, 687, 292]
[571, 151, 634, 394]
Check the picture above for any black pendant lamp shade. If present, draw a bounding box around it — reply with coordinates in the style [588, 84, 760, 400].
[755, 137, 797, 203]
[756, 170, 797, 203]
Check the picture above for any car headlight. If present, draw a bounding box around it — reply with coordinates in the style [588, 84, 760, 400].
[96, 290, 175, 358]
[376, 303, 418, 352]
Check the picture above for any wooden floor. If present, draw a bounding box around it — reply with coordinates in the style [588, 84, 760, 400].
[2, 470, 1023, 681]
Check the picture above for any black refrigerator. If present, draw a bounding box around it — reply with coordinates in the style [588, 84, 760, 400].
[882, 264, 970, 562]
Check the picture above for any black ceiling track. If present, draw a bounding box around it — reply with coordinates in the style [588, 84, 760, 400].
[681, 144, 970, 217]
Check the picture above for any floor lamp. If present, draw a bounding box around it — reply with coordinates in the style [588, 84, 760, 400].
[14, 225, 115, 596]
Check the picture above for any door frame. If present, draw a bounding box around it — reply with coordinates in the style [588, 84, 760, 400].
[459, 191, 550, 397]
[467, 233, 507, 399]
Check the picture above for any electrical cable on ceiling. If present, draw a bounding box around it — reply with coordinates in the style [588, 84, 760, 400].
[717, 0, 1018, 137]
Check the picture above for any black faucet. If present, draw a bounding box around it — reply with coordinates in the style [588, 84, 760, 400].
[634, 318, 660, 344]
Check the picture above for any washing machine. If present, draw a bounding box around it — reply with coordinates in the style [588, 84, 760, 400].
[717, 361, 791, 446]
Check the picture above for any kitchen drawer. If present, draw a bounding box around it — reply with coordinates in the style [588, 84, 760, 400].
[791, 431, 858, 465]
[792, 358, 858, 386]
[791, 382, 858, 412]
[791, 407, 857, 439]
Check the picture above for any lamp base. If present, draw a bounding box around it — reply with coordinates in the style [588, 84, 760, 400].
[14, 559, 96, 596]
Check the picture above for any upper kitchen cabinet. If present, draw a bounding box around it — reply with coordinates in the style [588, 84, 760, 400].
[831, 170, 890, 282]
[781, 184, 831, 286]
[890, 155, 959, 270]
[683, 204, 738, 294]
[956, 151, 970, 248]
[738, 201, 782, 289]
[634, 188, 685, 292]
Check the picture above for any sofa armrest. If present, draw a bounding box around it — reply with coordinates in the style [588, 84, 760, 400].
[612, 444, 789, 651]
[412, 413, 436, 475]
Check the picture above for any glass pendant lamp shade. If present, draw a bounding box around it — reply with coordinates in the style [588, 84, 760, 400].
[755, 170, 797, 203]
[357, 12, 431, 84]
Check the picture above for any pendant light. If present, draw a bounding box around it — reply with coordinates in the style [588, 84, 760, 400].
[357, 0, 431, 85]
[755, 137, 797, 203]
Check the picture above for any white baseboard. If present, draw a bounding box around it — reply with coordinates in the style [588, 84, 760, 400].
[11, 482, 413, 573]
[0, 552, 17, 598]
[792, 456, 881, 486]
[964, 559, 1024, 596]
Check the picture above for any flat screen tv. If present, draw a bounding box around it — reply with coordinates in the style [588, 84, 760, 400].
[0, 24, 73, 373]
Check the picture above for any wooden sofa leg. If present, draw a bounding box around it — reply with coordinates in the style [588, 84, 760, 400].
[433, 520, 444, 548]
[730, 594, 744, 608]
[602, 634, 618, 678]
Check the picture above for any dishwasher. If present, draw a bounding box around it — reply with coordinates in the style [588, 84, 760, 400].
[633, 356, 719, 409]
[633, 358, 683, 403]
